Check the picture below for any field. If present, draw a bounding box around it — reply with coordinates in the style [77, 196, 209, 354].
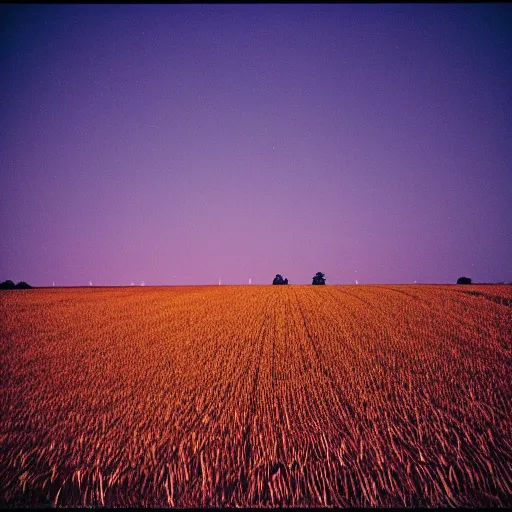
[1, 284, 511, 507]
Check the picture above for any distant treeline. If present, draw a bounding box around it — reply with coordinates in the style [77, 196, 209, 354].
[0, 280, 33, 289]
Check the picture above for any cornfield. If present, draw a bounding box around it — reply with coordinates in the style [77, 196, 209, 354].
[1, 284, 511, 507]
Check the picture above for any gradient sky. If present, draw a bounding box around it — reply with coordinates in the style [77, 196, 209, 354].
[1, 4, 511, 286]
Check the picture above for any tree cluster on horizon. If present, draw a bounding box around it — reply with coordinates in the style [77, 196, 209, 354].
[312, 272, 326, 285]
[0, 280, 33, 290]
[272, 274, 288, 285]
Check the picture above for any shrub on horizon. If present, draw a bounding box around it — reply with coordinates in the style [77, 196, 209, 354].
[0, 280, 33, 289]
[312, 272, 326, 285]
[15, 281, 33, 289]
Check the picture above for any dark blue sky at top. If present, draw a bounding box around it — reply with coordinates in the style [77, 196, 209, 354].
[1, 4, 511, 286]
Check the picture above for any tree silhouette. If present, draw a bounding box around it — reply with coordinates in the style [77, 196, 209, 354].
[312, 272, 326, 285]
[272, 274, 289, 285]
[15, 281, 33, 289]
[457, 276, 472, 285]
[1, 280, 33, 289]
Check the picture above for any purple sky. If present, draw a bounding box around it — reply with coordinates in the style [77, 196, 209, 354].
[1, 4, 511, 286]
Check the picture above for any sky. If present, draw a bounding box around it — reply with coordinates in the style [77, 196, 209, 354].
[1, 4, 511, 286]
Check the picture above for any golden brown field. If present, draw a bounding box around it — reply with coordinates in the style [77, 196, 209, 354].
[1, 284, 511, 507]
